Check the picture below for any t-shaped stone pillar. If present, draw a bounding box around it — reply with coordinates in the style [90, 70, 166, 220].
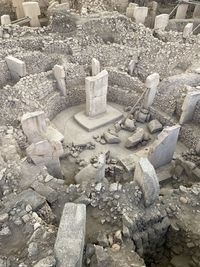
[53, 65, 66, 96]
[12, 0, 25, 19]
[85, 69, 108, 117]
[143, 73, 160, 109]
[22, 2, 41, 27]
[1, 15, 11, 25]
[175, 3, 189, 19]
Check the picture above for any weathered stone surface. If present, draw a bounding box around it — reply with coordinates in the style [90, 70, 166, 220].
[12, 0, 25, 19]
[183, 23, 193, 38]
[31, 181, 58, 204]
[179, 90, 200, 125]
[22, 2, 41, 27]
[17, 189, 46, 211]
[75, 164, 97, 184]
[143, 73, 160, 109]
[175, 3, 189, 19]
[148, 119, 163, 134]
[134, 157, 160, 207]
[54, 203, 86, 267]
[26, 140, 63, 178]
[1, 15, 11, 25]
[53, 65, 66, 96]
[92, 58, 100, 76]
[5, 55, 27, 80]
[148, 125, 181, 168]
[133, 7, 148, 24]
[126, 3, 138, 18]
[86, 70, 108, 117]
[33, 256, 56, 267]
[154, 14, 169, 31]
[119, 154, 139, 172]
[75, 154, 105, 184]
[125, 128, 144, 148]
[104, 131, 120, 144]
[193, 4, 200, 18]
[21, 111, 47, 143]
[123, 118, 136, 132]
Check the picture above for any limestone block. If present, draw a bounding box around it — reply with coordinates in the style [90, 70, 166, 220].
[75, 164, 96, 184]
[22, 2, 41, 27]
[104, 132, 120, 144]
[26, 140, 63, 165]
[143, 73, 160, 109]
[183, 23, 193, 38]
[85, 70, 108, 117]
[1, 15, 11, 25]
[148, 119, 163, 134]
[133, 7, 148, 24]
[92, 58, 100, 76]
[126, 4, 138, 18]
[154, 14, 169, 31]
[125, 128, 144, 148]
[75, 154, 105, 184]
[12, 0, 25, 19]
[96, 154, 106, 182]
[193, 5, 200, 18]
[5, 55, 27, 80]
[134, 157, 160, 207]
[179, 90, 200, 124]
[53, 64, 66, 96]
[86, 95, 107, 117]
[148, 125, 181, 168]
[54, 203, 86, 267]
[21, 111, 47, 143]
[26, 140, 63, 178]
[175, 3, 189, 19]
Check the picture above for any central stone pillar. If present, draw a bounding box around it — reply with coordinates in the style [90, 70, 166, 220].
[86, 70, 108, 117]
[74, 70, 123, 131]
[22, 1, 41, 27]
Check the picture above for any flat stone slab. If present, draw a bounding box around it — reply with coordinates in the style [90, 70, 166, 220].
[54, 203, 86, 267]
[74, 105, 123, 132]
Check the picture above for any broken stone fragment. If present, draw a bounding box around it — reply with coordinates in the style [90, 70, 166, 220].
[123, 118, 136, 132]
[134, 157, 160, 207]
[91, 245, 113, 267]
[125, 128, 144, 148]
[31, 181, 58, 204]
[148, 119, 163, 134]
[103, 131, 121, 144]
[33, 256, 56, 267]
